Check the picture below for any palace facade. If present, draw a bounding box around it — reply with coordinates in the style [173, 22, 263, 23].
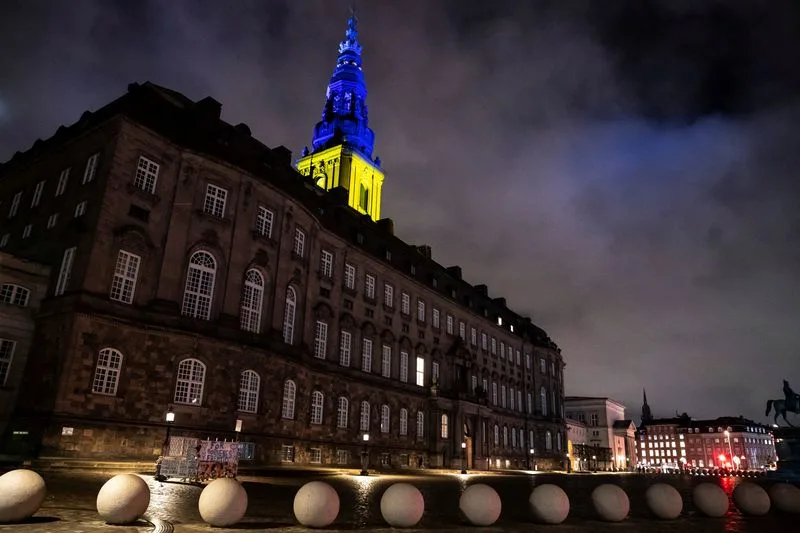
[0, 15, 566, 469]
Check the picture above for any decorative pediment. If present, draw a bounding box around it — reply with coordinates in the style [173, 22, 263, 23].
[112, 224, 156, 251]
[252, 249, 270, 267]
[380, 329, 395, 343]
[414, 342, 427, 355]
[398, 336, 413, 350]
[361, 321, 377, 336]
[339, 312, 356, 329]
[313, 302, 334, 320]
[446, 337, 471, 359]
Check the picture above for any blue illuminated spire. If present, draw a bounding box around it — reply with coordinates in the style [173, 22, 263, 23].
[308, 11, 376, 159]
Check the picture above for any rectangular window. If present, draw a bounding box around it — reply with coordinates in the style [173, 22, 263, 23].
[314, 320, 328, 359]
[47, 213, 58, 229]
[55, 168, 70, 196]
[540, 358, 546, 373]
[21, 224, 32, 239]
[516, 350, 521, 365]
[281, 445, 294, 462]
[54, 246, 76, 296]
[309, 448, 322, 464]
[432, 308, 440, 328]
[8, 192, 21, 217]
[256, 206, 274, 238]
[134, 156, 159, 194]
[293, 228, 305, 257]
[400, 351, 409, 382]
[470, 327, 477, 345]
[510, 387, 515, 410]
[482, 378, 488, 393]
[365, 274, 375, 299]
[481, 332, 488, 350]
[441, 414, 449, 439]
[381, 345, 392, 378]
[203, 184, 227, 218]
[491, 338, 497, 354]
[500, 342, 505, 359]
[74, 201, 87, 217]
[459, 321, 466, 339]
[82, 153, 100, 184]
[525, 353, 531, 369]
[492, 382, 498, 405]
[416, 299, 425, 322]
[339, 331, 351, 366]
[471, 375, 477, 392]
[0, 338, 16, 386]
[31, 181, 45, 207]
[344, 263, 356, 290]
[432, 361, 439, 382]
[361, 338, 373, 372]
[501, 385, 507, 407]
[110, 250, 141, 304]
[527, 393, 533, 414]
[518, 390, 523, 412]
[320, 250, 334, 278]
[383, 283, 393, 306]
[0, 234, 8, 248]
[415, 357, 425, 386]
[336, 450, 349, 465]
[401, 292, 410, 315]
[446, 315, 454, 334]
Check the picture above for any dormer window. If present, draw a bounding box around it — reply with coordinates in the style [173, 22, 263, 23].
[410, 264, 416, 276]
[432, 277, 438, 288]
[356, 232, 364, 245]
[385, 249, 392, 261]
[510, 324, 514, 333]
[498, 316, 503, 326]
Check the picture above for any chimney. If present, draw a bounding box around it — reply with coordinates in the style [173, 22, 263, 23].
[327, 187, 349, 206]
[377, 218, 395, 235]
[272, 145, 292, 166]
[493, 297, 507, 307]
[415, 245, 432, 260]
[475, 284, 488, 296]
[195, 96, 222, 119]
[445, 266, 462, 280]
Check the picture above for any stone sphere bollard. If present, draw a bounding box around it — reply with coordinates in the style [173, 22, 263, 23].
[0, 469, 47, 523]
[198, 478, 248, 527]
[529, 484, 570, 524]
[459, 484, 501, 526]
[380, 483, 424, 527]
[293, 481, 340, 527]
[96, 474, 151, 524]
[769, 483, 800, 514]
[692, 483, 729, 517]
[591, 484, 629, 522]
[733, 482, 770, 516]
[645, 483, 683, 520]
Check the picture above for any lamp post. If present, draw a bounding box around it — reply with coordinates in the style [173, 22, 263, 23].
[162, 408, 175, 457]
[723, 430, 734, 468]
[235, 419, 243, 442]
[461, 441, 467, 474]
[528, 448, 534, 471]
[360, 433, 370, 476]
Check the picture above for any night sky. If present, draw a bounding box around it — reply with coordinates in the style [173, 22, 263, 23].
[2, 0, 799, 423]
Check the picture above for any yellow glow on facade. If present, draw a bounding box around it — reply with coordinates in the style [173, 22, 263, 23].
[297, 145, 384, 221]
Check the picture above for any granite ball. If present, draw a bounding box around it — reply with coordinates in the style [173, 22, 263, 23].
[96, 473, 150, 524]
[293, 481, 340, 527]
[733, 482, 770, 516]
[459, 484, 501, 526]
[692, 483, 729, 518]
[529, 484, 570, 524]
[380, 483, 424, 527]
[769, 483, 800, 514]
[0, 469, 47, 523]
[198, 478, 248, 527]
[645, 483, 683, 520]
[591, 484, 629, 522]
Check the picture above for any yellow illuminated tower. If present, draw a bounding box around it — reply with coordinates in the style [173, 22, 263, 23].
[296, 13, 384, 220]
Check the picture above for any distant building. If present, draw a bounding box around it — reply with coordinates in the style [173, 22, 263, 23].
[564, 396, 636, 470]
[565, 417, 587, 471]
[638, 415, 776, 470]
[0, 252, 50, 438]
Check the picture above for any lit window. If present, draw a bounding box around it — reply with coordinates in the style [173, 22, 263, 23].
[415, 356, 425, 386]
[240, 269, 264, 333]
[110, 250, 141, 304]
[91, 348, 123, 395]
[399, 408, 408, 436]
[238, 370, 260, 413]
[181, 251, 216, 320]
[320, 250, 334, 278]
[174, 358, 206, 405]
[381, 345, 391, 377]
[441, 413, 449, 438]
[133, 157, 159, 194]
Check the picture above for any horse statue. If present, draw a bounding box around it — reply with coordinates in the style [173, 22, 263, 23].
[765, 380, 800, 426]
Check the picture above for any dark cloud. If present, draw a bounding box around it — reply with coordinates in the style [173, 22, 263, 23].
[1, 0, 799, 422]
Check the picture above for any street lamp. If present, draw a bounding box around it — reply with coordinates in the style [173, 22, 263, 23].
[360, 433, 370, 476]
[163, 408, 175, 456]
[461, 441, 467, 474]
[528, 448, 534, 471]
[235, 419, 243, 442]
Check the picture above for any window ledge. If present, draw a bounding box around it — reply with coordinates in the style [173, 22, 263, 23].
[125, 183, 161, 204]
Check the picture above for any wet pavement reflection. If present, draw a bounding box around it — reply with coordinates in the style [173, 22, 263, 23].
[33, 470, 799, 532]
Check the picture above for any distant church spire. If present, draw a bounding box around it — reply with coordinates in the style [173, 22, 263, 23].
[641, 388, 653, 424]
[308, 9, 376, 159]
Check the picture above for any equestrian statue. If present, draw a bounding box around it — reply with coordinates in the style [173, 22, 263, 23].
[766, 380, 800, 426]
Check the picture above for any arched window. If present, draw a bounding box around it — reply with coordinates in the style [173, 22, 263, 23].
[360, 401, 370, 432]
[441, 413, 449, 438]
[529, 430, 535, 451]
[283, 286, 297, 344]
[337, 397, 349, 429]
[545, 430, 553, 450]
[512, 427, 517, 448]
[503, 426, 508, 447]
[0, 284, 30, 306]
[540, 386, 548, 416]
[399, 408, 408, 436]
[381, 404, 390, 433]
[282, 379, 296, 419]
[493, 424, 499, 446]
[181, 251, 216, 320]
[311, 391, 324, 425]
[416, 411, 425, 438]
[237, 370, 260, 413]
[91, 348, 123, 395]
[556, 431, 563, 451]
[174, 358, 206, 405]
[240, 269, 264, 333]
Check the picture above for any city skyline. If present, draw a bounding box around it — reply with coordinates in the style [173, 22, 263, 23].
[1, 0, 799, 421]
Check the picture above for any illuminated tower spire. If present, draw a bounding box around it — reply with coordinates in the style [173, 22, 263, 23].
[309, 10, 375, 158]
